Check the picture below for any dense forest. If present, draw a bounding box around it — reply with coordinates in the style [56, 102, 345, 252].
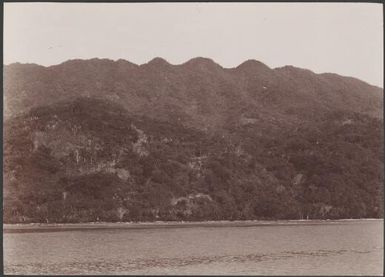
[3, 58, 383, 223]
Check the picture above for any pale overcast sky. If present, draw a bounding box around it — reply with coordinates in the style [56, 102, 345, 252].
[4, 3, 383, 87]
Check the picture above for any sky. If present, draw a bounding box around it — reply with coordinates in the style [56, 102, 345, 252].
[3, 3, 383, 87]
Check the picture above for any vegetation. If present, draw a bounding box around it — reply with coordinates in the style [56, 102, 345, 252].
[4, 97, 383, 223]
[3, 58, 383, 223]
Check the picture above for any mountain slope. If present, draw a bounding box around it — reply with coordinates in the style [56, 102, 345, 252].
[4, 58, 383, 126]
[3, 58, 384, 223]
[4, 98, 287, 222]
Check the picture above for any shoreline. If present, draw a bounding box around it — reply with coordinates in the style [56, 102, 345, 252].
[3, 218, 383, 233]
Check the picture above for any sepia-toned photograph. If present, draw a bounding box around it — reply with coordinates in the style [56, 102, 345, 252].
[3, 2, 384, 275]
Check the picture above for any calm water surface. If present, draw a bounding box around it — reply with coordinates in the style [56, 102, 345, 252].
[4, 220, 383, 275]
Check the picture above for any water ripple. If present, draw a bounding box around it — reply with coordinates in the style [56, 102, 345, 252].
[5, 247, 380, 275]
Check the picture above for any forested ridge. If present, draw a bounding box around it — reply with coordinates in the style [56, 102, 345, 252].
[3, 58, 383, 223]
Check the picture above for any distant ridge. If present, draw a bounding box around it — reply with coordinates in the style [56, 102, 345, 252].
[4, 57, 382, 122]
[5, 57, 382, 88]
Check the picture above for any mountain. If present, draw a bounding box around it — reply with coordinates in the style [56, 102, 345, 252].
[3, 58, 384, 223]
[4, 58, 382, 125]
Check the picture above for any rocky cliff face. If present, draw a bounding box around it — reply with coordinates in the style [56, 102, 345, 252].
[3, 58, 383, 223]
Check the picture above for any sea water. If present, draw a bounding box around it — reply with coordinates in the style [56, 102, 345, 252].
[3, 219, 383, 275]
